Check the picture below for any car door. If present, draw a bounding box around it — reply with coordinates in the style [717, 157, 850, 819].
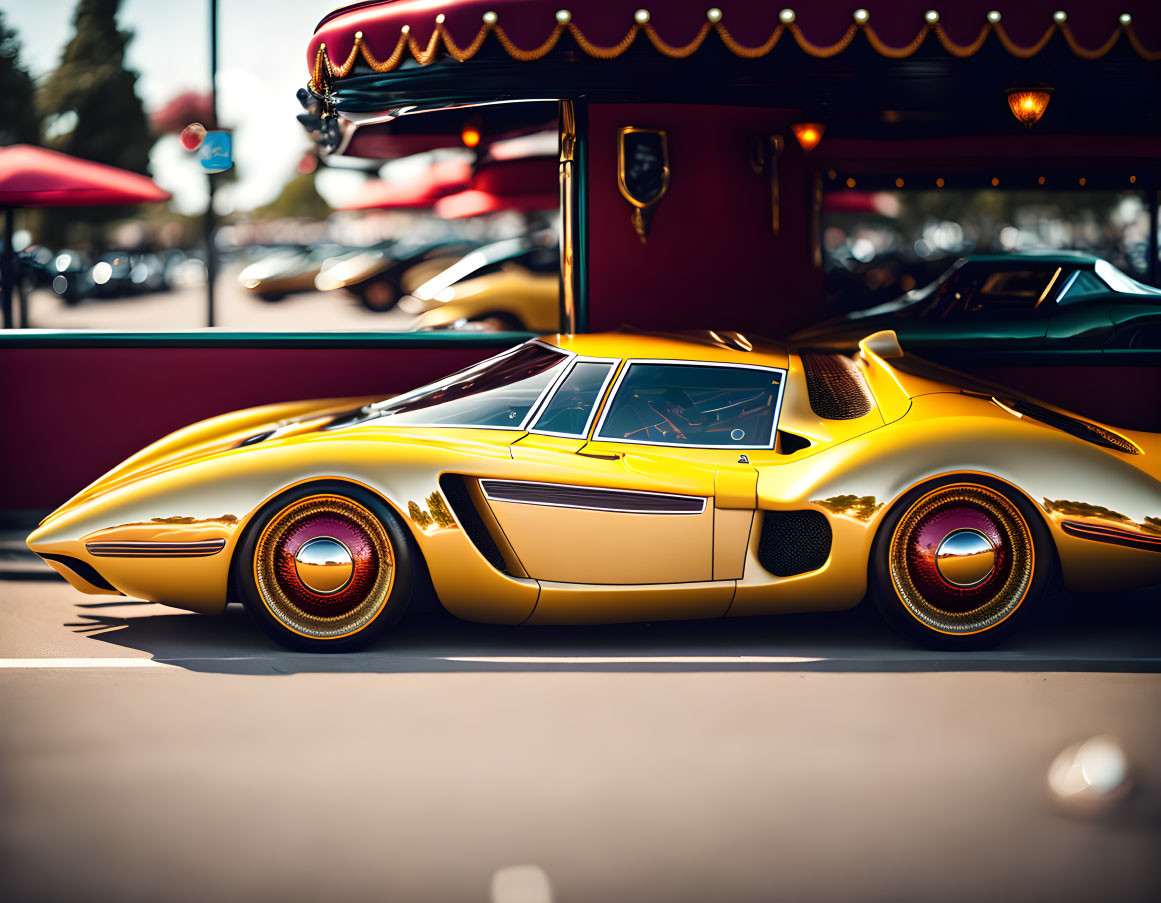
[908, 265, 1061, 348]
[495, 358, 783, 601]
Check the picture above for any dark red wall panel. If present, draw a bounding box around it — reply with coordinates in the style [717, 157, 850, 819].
[585, 103, 823, 338]
[0, 345, 495, 512]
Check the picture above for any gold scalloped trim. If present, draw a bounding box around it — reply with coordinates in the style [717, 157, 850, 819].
[309, 17, 1161, 90]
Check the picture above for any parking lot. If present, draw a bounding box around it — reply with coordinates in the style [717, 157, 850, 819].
[2, 571, 1159, 902]
[18, 266, 418, 332]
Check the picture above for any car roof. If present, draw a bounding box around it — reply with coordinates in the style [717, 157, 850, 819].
[540, 329, 790, 368]
[964, 250, 1101, 267]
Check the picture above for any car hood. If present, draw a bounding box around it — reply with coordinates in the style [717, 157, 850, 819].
[46, 396, 382, 522]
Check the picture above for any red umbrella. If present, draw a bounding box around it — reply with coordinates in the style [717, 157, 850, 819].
[339, 157, 471, 211]
[434, 156, 558, 220]
[0, 144, 171, 207]
[0, 144, 171, 328]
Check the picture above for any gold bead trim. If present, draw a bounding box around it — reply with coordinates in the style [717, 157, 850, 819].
[309, 12, 1161, 87]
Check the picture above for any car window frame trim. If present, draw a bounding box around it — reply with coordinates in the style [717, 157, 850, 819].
[590, 358, 788, 450]
[526, 355, 622, 439]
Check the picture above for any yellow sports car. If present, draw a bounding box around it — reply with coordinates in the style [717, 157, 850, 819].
[27, 330, 1161, 652]
[407, 267, 559, 332]
[396, 235, 561, 332]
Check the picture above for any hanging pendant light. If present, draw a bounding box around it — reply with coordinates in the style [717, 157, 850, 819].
[792, 122, 825, 151]
[1006, 85, 1052, 127]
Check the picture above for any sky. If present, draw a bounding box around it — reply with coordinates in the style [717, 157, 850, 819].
[1, 0, 359, 213]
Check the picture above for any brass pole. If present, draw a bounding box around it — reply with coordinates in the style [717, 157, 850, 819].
[558, 100, 578, 334]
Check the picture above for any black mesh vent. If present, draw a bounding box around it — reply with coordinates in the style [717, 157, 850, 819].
[800, 353, 874, 420]
[758, 510, 832, 577]
[438, 474, 509, 574]
[998, 397, 1140, 455]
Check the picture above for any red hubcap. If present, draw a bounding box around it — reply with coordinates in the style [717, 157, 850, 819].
[273, 515, 378, 618]
[907, 505, 1008, 613]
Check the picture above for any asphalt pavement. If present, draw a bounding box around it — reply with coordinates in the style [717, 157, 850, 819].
[1, 574, 1159, 903]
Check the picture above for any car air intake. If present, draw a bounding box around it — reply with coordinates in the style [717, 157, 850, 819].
[37, 553, 119, 592]
[758, 510, 832, 577]
[995, 397, 1140, 455]
[800, 353, 874, 420]
[437, 474, 509, 574]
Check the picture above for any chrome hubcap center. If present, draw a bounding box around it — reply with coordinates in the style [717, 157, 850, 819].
[294, 537, 354, 595]
[935, 528, 996, 588]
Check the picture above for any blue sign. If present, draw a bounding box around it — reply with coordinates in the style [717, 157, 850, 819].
[199, 131, 233, 172]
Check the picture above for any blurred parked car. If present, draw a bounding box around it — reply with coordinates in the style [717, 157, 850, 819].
[16, 244, 55, 290]
[397, 237, 560, 331]
[238, 243, 350, 302]
[794, 251, 1161, 352]
[314, 237, 481, 311]
[49, 250, 93, 304]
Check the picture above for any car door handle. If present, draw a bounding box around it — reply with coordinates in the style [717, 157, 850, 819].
[576, 450, 621, 460]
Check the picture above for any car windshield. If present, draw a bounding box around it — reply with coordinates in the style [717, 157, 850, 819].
[375, 343, 569, 428]
[1094, 259, 1161, 295]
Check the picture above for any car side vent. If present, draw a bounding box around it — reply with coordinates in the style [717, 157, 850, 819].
[800, 353, 874, 421]
[758, 510, 832, 577]
[777, 430, 812, 455]
[996, 397, 1140, 455]
[437, 474, 510, 574]
[37, 553, 119, 592]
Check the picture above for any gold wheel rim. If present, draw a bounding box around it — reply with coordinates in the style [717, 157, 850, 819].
[888, 484, 1034, 636]
[253, 494, 394, 640]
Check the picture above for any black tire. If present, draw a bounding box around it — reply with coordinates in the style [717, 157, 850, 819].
[471, 312, 525, 332]
[870, 475, 1054, 650]
[235, 481, 414, 652]
[257, 291, 286, 302]
[356, 274, 402, 312]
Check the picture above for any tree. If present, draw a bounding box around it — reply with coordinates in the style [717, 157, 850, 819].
[0, 12, 40, 145]
[253, 171, 332, 223]
[40, 0, 152, 174]
[37, 0, 155, 247]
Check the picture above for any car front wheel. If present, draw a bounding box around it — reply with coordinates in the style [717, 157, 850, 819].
[236, 482, 413, 652]
[871, 476, 1053, 649]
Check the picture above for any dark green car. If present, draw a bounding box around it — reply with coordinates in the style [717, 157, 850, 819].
[794, 251, 1161, 352]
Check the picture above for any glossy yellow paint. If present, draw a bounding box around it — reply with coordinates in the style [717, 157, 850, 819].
[26, 330, 1161, 630]
[414, 267, 559, 332]
[712, 509, 753, 581]
[486, 499, 714, 584]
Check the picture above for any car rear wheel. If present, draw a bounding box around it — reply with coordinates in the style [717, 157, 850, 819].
[871, 476, 1052, 649]
[237, 482, 413, 652]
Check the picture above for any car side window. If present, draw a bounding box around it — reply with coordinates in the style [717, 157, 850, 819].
[1057, 270, 1107, 305]
[531, 360, 616, 436]
[966, 269, 1058, 312]
[595, 363, 784, 448]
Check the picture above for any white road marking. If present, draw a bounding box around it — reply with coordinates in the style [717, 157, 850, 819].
[442, 655, 824, 664]
[1, 653, 1157, 670]
[0, 657, 169, 669]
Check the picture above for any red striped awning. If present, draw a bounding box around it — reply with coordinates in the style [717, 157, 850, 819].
[309, 1, 1161, 86]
